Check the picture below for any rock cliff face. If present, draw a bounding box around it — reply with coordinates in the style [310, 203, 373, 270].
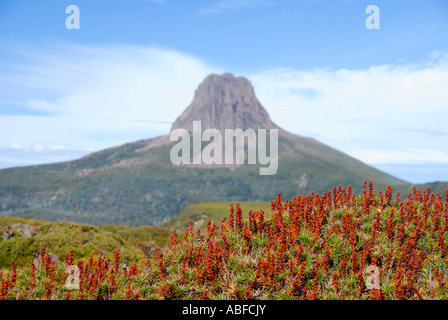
[171, 73, 278, 132]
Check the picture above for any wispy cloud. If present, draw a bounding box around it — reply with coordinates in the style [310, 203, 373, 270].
[398, 128, 448, 137]
[0, 147, 90, 169]
[199, 0, 275, 15]
[248, 50, 448, 165]
[0, 42, 222, 152]
[349, 149, 448, 165]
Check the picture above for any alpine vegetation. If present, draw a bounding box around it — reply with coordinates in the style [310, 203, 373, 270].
[1, 182, 448, 300]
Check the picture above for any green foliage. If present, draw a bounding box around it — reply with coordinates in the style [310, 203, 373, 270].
[0, 216, 166, 268]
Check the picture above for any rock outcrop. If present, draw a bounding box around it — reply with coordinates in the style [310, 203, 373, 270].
[171, 73, 278, 132]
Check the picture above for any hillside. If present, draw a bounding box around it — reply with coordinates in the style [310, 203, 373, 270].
[0, 73, 411, 227]
[0, 216, 170, 269]
[412, 181, 448, 196]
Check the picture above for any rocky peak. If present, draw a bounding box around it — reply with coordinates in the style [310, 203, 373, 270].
[170, 73, 278, 132]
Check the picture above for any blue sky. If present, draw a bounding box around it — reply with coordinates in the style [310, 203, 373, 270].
[0, 0, 448, 183]
[2, 0, 447, 70]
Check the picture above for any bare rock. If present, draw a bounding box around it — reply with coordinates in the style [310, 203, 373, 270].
[1, 223, 39, 241]
[32, 252, 60, 268]
[171, 73, 279, 133]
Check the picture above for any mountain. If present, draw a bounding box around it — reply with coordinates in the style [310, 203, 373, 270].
[0, 73, 418, 227]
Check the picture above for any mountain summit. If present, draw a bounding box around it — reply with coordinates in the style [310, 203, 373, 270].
[171, 73, 277, 132]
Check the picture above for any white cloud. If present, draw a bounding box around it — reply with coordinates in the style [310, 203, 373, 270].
[0, 43, 222, 152]
[32, 144, 44, 152]
[248, 52, 448, 166]
[10, 142, 21, 149]
[51, 144, 66, 151]
[349, 149, 448, 165]
[0, 148, 91, 169]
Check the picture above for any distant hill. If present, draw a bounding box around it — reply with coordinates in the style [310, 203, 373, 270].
[0, 73, 414, 227]
[412, 181, 448, 196]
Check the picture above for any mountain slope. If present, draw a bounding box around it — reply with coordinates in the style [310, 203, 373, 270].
[0, 73, 412, 226]
[0, 216, 150, 268]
